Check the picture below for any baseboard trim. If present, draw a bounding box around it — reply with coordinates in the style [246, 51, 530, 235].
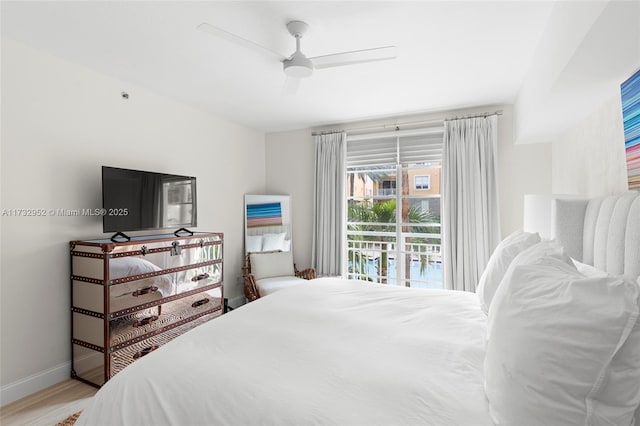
[227, 295, 246, 309]
[0, 361, 70, 407]
[1, 297, 245, 407]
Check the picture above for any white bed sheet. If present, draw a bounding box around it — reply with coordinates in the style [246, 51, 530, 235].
[77, 277, 492, 426]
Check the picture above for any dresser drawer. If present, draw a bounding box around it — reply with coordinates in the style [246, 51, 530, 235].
[110, 292, 222, 348]
[71, 232, 224, 387]
[110, 313, 216, 377]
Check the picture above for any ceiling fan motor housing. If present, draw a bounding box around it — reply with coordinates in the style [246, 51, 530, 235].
[283, 20, 313, 78]
[286, 20, 308, 38]
[283, 53, 314, 78]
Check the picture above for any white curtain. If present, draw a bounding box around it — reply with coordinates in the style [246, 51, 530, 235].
[442, 116, 500, 292]
[312, 132, 346, 276]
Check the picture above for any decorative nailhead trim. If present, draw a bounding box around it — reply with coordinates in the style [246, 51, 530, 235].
[110, 306, 222, 352]
[109, 282, 223, 319]
[72, 339, 105, 353]
[71, 307, 104, 318]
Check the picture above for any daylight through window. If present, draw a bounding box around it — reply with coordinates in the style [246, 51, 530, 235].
[345, 126, 444, 288]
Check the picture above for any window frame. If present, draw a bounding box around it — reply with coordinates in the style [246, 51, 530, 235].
[414, 175, 431, 190]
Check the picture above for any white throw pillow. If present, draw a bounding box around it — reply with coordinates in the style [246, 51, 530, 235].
[110, 257, 161, 279]
[250, 251, 295, 280]
[109, 256, 175, 297]
[485, 255, 640, 426]
[245, 235, 263, 253]
[261, 232, 286, 252]
[476, 230, 540, 314]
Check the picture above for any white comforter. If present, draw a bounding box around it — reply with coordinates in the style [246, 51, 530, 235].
[77, 278, 492, 426]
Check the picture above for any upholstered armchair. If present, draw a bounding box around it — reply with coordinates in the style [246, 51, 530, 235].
[242, 250, 316, 302]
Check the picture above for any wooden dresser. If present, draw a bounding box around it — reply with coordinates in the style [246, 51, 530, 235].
[70, 232, 223, 387]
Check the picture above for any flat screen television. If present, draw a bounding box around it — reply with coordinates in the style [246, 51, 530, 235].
[102, 166, 197, 233]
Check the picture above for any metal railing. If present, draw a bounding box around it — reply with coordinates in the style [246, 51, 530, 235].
[376, 188, 396, 197]
[346, 225, 442, 288]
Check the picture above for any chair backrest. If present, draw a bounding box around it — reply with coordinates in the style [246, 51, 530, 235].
[247, 250, 295, 280]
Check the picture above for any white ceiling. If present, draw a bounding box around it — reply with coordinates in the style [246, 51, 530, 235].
[1, 1, 557, 133]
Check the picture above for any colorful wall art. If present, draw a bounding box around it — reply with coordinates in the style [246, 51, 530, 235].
[246, 202, 283, 228]
[621, 68, 640, 190]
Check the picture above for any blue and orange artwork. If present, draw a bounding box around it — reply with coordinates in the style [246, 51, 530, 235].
[622, 68, 640, 190]
[246, 202, 283, 227]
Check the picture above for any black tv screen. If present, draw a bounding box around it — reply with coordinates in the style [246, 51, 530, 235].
[102, 166, 197, 233]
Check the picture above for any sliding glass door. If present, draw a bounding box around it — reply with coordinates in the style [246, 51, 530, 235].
[346, 129, 443, 288]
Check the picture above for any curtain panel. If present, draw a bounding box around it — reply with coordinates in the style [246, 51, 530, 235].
[442, 116, 500, 292]
[312, 132, 346, 276]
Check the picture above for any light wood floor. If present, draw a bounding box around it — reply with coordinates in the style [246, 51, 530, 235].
[0, 379, 97, 426]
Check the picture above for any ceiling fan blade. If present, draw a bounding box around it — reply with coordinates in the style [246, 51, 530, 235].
[197, 22, 286, 61]
[311, 46, 397, 69]
[281, 76, 301, 96]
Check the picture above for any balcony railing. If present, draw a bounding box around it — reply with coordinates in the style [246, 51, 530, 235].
[346, 225, 442, 288]
[376, 188, 397, 197]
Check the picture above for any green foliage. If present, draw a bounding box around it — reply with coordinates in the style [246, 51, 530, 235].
[347, 199, 439, 283]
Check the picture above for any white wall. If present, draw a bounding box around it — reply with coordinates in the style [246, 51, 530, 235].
[265, 129, 315, 268]
[514, 0, 640, 145]
[0, 38, 266, 404]
[265, 105, 552, 260]
[496, 106, 552, 236]
[552, 94, 628, 196]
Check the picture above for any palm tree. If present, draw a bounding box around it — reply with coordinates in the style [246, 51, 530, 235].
[402, 204, 439, 283]
[347, 199, 437, 285]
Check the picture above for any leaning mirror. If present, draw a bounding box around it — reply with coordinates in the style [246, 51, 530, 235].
[244, 194, 292, 254]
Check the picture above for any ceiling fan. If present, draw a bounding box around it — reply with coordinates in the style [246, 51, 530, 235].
[197, 20, 397, 82]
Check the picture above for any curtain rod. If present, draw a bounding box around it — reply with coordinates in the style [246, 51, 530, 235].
[311, 110, 503, 136]
[444, 110, 503, 122]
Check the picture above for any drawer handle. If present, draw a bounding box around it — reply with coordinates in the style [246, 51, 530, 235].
[132, 286, 158, 297]
[191, 298, 210, 308]
[133, 345, 159, 360]
[132, 315, 159, 328]
[191, 273, 210, 282]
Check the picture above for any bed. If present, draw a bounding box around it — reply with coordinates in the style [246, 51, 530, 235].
[77, 193, 640, 426]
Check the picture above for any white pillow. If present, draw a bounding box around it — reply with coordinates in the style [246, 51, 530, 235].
[636, 279, 640, 426]
[109, 257, 175, 297]
[476, 230, 540, 314]
[596, 295, 640, 426]
[504, 239, 573, 270]
[250, 251, 295, 280]
[282, 239, 291, 252]
[245, 235, 263, 253]
[261, 232, 286, 251]
[110, 257, 160, 279]
[571, 258, 608, 277]
[485, 255, 640, 426]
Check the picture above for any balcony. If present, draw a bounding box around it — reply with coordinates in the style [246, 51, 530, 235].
[346, 226, 442, 288]
[376, 188, 397, 197]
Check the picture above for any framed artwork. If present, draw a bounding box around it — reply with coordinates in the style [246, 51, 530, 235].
[621, 68, 640, 190]
[246, 202, 283, 228]
[244, 194, 291, 254]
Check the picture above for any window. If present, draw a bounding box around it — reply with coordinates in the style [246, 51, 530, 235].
[380, 179, 396, 196]
[345, 127, 444, 288]
[414, 175, 431, 190]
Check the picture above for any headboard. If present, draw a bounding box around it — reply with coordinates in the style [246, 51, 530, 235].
[552, 191, 640, 281]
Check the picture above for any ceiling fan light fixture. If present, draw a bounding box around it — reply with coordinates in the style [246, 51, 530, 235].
[283, 55, 314, 78]
[198, 19, 396, 84]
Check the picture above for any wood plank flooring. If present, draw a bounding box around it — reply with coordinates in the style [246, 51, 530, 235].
[0, 380, 96, 425]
